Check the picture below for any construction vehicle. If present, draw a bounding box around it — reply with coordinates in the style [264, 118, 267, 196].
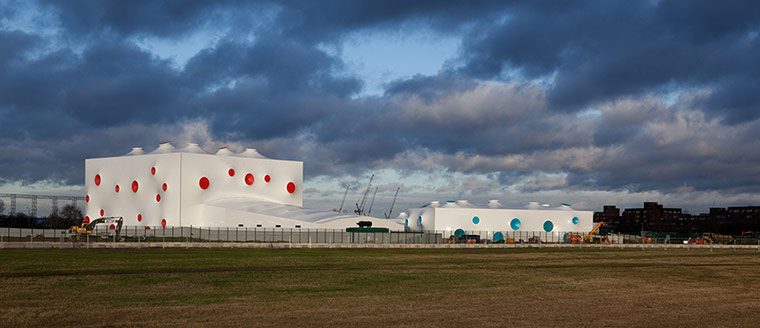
[69, 217, 123, 239]
[564, 222, 609, 244]
[585, 222, 609, 244]
[702, 232, 733, 244]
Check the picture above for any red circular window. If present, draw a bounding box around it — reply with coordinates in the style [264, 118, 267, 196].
[151, 167, 156, 175]
[85, 195, 90, 203]
[287, 182, 296, 194]
[162, 183, 167, 191]
[161, 219, 167, 227]
[94, 174, 101, 186]
[199, 177, 210, 189]
[115, 185, 120, 193]
[264, 175, 271, 183]
[137, 214, 142, 222]
[156, 194, 161, 202]
[132, 180, 139, 192]
[109, 224, 115, 230]
[100, 209, 104, 216]
[84, 216, 90, 223]
[245, 173, 254, 185]
[228, 169, 235, 177]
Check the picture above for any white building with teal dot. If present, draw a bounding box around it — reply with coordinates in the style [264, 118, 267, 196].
[399, 200, 593, 242]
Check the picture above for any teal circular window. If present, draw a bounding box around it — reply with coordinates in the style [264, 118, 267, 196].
[510, 218, 521, 230]
[472, 216, 480, 224]
[404, 219, 408, 227]
[543, 220, 554, 232]
[417, 216, 422, 225]
[494, 232, 504, 241]
[454, 228, 465, 237]
[572, 216, 579, 224]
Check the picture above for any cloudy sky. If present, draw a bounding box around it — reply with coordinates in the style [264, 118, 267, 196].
[1, 0, 760, 215]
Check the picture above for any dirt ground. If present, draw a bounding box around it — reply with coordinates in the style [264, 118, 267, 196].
[1, 248, 759, 327]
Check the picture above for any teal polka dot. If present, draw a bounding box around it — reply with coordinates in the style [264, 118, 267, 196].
[494, 232, 504, 241]
[543, 220, 554, 232]
[472, 216, 480, 224]
[417, 216, 422, 225]
[404, 219, 408, 227]
[510, 218, 521, 230]
[454, 229, 465, 237]
[572, 217, 579, 224]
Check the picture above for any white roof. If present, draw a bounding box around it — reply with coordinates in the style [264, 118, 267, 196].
[123, 142, 269, 158]
[419, 200, 577, 211]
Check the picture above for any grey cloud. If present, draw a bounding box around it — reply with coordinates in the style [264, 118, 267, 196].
[457, 1, 760, 120]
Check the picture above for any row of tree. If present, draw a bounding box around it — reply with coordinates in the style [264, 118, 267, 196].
[0, 200, 84, 229]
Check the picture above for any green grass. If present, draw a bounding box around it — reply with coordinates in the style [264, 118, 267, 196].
[1, 248, 760, 327]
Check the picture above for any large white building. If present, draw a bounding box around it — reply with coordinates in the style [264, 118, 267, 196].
[85, 143, 400, 229]
[398, 200, 593, 241]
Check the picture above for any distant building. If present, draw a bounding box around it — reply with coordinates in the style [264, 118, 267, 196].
[712, 206, 760, 234]
[595, 202, 760, 234]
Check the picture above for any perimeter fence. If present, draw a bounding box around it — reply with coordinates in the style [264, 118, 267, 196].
[1, 226, 759, 246]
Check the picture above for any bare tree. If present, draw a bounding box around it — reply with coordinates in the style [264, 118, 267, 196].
[60, 204, 83, 226]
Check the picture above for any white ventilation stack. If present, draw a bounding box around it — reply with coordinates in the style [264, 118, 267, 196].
[125, 147, 144, 156]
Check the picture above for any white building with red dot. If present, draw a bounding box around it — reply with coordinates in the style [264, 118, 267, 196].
[85, 143, 400, 229]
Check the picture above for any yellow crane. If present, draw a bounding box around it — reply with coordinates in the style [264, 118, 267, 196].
[564, 222, 609, 244]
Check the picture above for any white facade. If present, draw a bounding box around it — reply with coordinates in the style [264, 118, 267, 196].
[400, 200, 593, 239]
[85, 143, 400, 229]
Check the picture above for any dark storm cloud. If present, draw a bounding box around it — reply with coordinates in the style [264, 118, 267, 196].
[39, 0, 251, 39]
[457, 0, 760, 120]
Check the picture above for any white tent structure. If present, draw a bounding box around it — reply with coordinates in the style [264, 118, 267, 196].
[398, 200, 593, 240]
[85, 143, 401, 230]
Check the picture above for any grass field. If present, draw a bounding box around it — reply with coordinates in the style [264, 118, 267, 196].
[1, 248, 759, 327]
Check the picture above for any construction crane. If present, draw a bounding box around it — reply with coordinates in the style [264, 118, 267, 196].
[355, 174, 374, 215]
[336, 184, 350, 213]
[366, 187, 378, 216]
[384, 187, 400, 218]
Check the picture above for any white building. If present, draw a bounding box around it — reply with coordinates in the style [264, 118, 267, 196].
[85, 143, 400, 230]
[398, 200, 593, 241]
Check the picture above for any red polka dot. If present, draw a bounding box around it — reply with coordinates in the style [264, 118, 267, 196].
[85, 195, 90, 203]
[145, 226, 150, 230]
[109, 224, 115, 230]
[161, 219, 167, 227]
[199, 177, 210, 189]
[162, 183, 167, 191]
[245, 173, 254, 185]
[228, 168, 235, 176]
[264, 175, 271, 183]
[151, 167, 156, 175]
[94, 174, 101, 186]
[100, 209, 104, 216]
[115, 185, 120, 193]
[287, 182, 296, 194]
[137, 214, 142, 222]
[84, 216, 90, 223]
[156, 194, 161, 202]
[132, 180, 139, 192]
